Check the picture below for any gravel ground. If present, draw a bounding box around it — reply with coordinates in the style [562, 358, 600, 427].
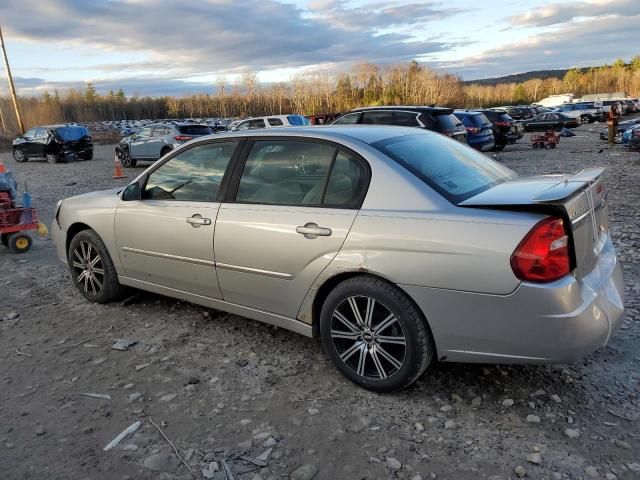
[1, 124, 639, 480]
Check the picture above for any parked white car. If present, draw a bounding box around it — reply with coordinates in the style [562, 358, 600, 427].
[231, 115, 310, 131]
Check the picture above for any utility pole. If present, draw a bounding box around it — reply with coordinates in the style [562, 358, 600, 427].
[0, 25, 25, 134]
[0, 102, 6, 132]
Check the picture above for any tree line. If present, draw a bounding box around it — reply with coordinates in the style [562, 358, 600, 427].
[1, 57, 639, 133]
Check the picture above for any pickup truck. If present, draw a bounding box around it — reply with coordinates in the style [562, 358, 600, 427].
[553, 102, 605, 124]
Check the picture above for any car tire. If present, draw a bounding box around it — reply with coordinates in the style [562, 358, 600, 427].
[83, 151, 94, 161]
[119, 148, 137, 168]
[160, 146, 172, 157]
[8, 233, 32, 253]
[614, 132, 623, 144]
[68, 229, 123, 303]
[45, 153, 58, 164]
[580, 115, 590, 124]
[320, 275, 434, 392]
[13, 148, 26, 162]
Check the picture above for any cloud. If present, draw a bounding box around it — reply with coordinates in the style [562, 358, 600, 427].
[448, 14, 640, 80]
[0, 0, 458, 77]
[508, 0, 640, 27]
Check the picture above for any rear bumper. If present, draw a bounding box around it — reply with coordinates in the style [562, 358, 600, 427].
[469, 137, 495, 152]
[402, 236, 624, 364]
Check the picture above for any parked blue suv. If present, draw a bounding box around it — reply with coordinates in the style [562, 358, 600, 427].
[453, 110, 495, 152]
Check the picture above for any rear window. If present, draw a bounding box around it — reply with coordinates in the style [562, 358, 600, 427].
[54, 126, 89, 141]
[434, 114, 462, 131]
[372, 134, 516, 204]
[459, 113, 489, 127]
[287, 115, 311, 126]
[176, 125, 212, 135]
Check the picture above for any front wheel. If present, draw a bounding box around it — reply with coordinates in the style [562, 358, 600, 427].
[68, 229, 122, 303]
[119, 148, 136, 168]
[13, 149, 26, 162]
[45, 153, 58, 164]
[82, 151, 94, 160]
[320, 276, 434, 392]
[580, 115, 590, 124]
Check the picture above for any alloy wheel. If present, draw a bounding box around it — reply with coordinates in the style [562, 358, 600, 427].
[46, 153, 57, 164]
[71, 241, 105, 296]
[120, 149, 132, 167]
[330, 295, 406, 380]
[13, 149, 25, 162]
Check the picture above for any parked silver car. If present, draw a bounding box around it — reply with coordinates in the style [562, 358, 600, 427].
[52, 126, 624, 391]
[115, 123, 212, 168]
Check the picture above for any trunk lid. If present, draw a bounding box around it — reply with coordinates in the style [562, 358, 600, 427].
[461, 168, 608, 279]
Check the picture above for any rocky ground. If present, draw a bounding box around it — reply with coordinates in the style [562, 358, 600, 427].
[1, 124, 639, 480]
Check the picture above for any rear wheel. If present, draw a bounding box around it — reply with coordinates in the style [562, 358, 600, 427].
[82, 151, 93, 160]
[320, 276, 434, 392]
[614, 132, 623, 144]
[13, 149, 26, 162]
[68, 229, 122, 303]
[8, 233, 32, 253]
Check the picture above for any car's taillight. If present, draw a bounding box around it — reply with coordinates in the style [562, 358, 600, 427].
[510, 217, 571, 283]
[494, 121, 511, 127]
[175, 135, 192, 142]
[466, 127, 480, 134]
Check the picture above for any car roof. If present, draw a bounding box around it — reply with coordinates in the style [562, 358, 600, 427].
[350, 106, 453, 114]
[200, 125, 435, 145]
[40, 124, 86, 129]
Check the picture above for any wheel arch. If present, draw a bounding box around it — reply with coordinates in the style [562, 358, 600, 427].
[65, 222, 93, 259]
[308, 270, 438, 356]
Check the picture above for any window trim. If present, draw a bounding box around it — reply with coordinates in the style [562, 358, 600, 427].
[224, 136, 371, 210]
[136, 138, 246, 203]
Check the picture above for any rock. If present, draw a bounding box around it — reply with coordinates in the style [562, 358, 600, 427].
[240, 418, 252, 425]
[444, 420, 457, 430]
[263, 437, 278, 448]
[514, 465, 526, 477]
[202, 462, 219, 479]
[2, 312, 19, 321]
[551, 473, 562, 480]
[550, 394, 562, 403]
[440, 405, 452, 412]
[613, 439, 630, 449]
[415, 422, 425, 432]
[605, 474, 617, 480]
[135, 363, 151, 371]
[411, 475, 423, 480]
[307, 408, 320, 416]
[347, 417, 370, 433]
[35, 425, 46, 436]
[386, 457, 402, 471]
[184, 384, 196, 392]
[584, 466, 599, 478]
[122, 444, 138, 451]
[502, 399, 515, 407]
[159, 393, 177, 402]
[185, 376, 200, 385]
[471, 396, 482, 407]
[142, 452, 177, 472]
[563, 428, 580, 439]
[526, 415, 541, 424]
[123, 383, 135, 390]
[290, 464, 318, 480]
[627, 463, 640, 473]
[128, 393, 142, 402]
[526, 453, 542, 465]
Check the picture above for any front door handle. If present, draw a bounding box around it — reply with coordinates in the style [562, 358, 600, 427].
[186, 214, 211, 228]
[296, 222, 332, 239]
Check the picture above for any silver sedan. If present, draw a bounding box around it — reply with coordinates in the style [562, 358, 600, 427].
[51, 126, 624, 392]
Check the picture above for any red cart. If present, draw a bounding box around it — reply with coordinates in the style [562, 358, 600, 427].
[0, 206, 39, 253]
[531, 130, 560, 149]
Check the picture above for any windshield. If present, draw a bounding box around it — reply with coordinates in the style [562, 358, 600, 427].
[372, 134, 516, 204]
[54, 126, 89, 141]
[287, 115, 311, 126]
[177, 125, 212, 135]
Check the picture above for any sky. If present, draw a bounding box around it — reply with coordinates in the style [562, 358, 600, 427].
[0, 0, 638, 97]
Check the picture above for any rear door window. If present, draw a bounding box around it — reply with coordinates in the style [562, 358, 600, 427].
[435, 114, 461, 131]
[152, 126, 167, 137]
[249, 119, 266, 129]
[361, 111, 394, 125]
[267, 118, 284, 126]
[393, 111, 421, 127]
[54, 127, 88, 141]
[176, 125, 213, 135]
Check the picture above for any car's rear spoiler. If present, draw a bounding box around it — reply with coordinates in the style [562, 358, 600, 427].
[460, 168, 605, 207]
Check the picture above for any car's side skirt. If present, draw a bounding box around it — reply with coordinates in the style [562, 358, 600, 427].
[118, 276, 313, 337]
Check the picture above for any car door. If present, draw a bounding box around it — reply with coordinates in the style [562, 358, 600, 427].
[130, 127, 153, 158]
[20, 128, 38, 156]
[214, 138, 369, 318]
[146, 126, 168, 159]
[114, 139, 241, 298]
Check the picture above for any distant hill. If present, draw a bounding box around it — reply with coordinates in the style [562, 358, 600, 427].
[465, 69, 578, 85]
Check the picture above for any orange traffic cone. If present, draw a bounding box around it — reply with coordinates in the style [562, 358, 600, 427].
[113, 154, 126, 179]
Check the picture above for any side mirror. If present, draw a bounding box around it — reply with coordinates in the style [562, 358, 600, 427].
[122, 182, 141, 201]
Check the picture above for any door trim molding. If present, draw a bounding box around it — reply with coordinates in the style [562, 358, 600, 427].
[216, 262, 293, 279]
[118, 276, 313, 337]
[121, 246, 215, 267]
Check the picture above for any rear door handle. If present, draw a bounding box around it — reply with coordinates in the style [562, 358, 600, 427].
[186, 214, 211, 228]
[296, 223, 332, 239]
